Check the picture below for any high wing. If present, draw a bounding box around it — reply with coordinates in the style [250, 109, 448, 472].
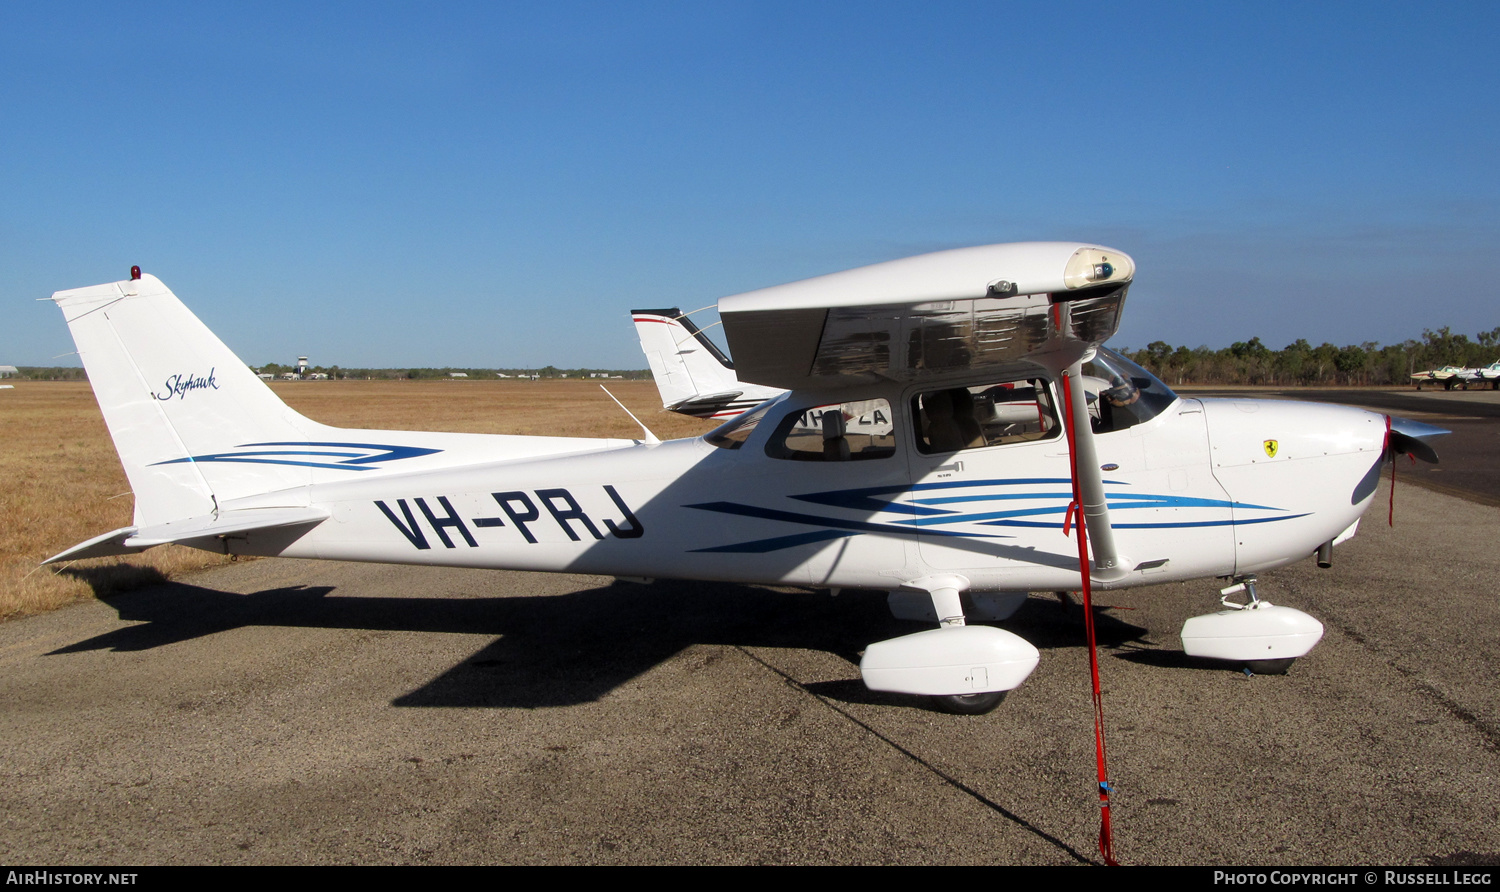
[634, 239, 1133, 419]
[719, 242, 1132, 391]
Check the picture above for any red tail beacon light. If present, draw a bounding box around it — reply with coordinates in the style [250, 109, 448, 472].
[130, 265, 141, 280]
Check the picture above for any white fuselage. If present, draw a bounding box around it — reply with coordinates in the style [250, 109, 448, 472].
[227, 386, 1387, 594]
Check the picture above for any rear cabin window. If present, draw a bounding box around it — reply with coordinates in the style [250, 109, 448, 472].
[912, 379, 1059, 454]
[766, 399, 896, 461]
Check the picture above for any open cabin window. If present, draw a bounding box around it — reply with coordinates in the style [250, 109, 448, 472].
[912, 378, 1059, 454]
[765, 399, 897, 462]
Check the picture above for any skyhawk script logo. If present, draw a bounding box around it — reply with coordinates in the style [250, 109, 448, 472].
[154, 368, 220, 401]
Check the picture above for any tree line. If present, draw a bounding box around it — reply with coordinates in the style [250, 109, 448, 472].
[1122, 326, 1500, 387]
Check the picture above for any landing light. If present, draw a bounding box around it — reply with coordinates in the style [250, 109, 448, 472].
[1063, 247, 1133, 289]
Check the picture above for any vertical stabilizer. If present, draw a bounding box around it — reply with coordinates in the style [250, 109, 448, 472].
[51, 274, 332, 526]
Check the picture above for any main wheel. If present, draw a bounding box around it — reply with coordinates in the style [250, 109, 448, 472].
[1244, 657, 1295, 675]
[933, 690, 1007, 714]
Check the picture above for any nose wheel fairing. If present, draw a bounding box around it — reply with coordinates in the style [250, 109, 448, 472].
[1181, 577, 1325, 671]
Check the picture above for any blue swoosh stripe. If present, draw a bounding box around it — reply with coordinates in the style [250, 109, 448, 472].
[692, 530, 855, 553]
[692, 477, 1298, 552]
[978, 514, 1313, 530]
[789, 478, 1128, 517]
[684, 501, 1006, 541]
[914, 491, 1284, 512]
[152, 441, 442, 471]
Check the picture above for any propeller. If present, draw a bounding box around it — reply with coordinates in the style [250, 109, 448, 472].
[1387, 417, 1448, 464]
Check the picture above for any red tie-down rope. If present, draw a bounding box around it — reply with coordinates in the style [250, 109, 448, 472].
[1060, 369, 1118, 866]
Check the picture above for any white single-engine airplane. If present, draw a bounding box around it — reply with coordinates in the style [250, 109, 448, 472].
[46, 244, 1446, 713]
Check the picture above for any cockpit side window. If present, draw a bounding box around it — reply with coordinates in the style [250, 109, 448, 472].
[765, 399, 896, 461]
[912, 379, 1059, 454]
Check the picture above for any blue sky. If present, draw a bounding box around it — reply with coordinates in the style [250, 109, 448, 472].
[4, 2, 1496, 369]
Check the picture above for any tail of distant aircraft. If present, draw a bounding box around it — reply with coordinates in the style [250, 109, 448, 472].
[630, 307, 781, 420]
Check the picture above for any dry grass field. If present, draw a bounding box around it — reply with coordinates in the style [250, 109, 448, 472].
[0, 379, 715, 621]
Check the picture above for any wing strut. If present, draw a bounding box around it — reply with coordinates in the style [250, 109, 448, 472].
[1060, 359, 1119, 866]
[1061, 362, 1126, 580]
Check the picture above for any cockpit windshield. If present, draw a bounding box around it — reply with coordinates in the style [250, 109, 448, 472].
[1081, 347, 1178, 434]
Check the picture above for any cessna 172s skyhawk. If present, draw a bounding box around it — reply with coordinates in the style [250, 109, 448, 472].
[44, 243, 1445, 713]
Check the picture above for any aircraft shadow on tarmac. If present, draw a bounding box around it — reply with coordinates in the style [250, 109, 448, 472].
[51, 573, 1150, 709]
[1112, 647, 1264, 673]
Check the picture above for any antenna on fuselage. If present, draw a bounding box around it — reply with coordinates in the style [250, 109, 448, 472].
[599, 385, 660, 445]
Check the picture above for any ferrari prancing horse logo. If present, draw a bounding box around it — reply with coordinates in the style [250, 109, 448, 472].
[1263, 439, 1279, 458]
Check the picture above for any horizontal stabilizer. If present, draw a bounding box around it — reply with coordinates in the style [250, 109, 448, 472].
[127, 506, 330, 547]
[42, 526, 145, 564]
[679, 390, 743, 404]
[44, 507, 329, 564]
[668, 391, 744, 411]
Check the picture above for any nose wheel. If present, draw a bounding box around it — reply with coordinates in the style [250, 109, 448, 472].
[1243, 657, 1296, 675]
[933, 690, 1007, 714]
